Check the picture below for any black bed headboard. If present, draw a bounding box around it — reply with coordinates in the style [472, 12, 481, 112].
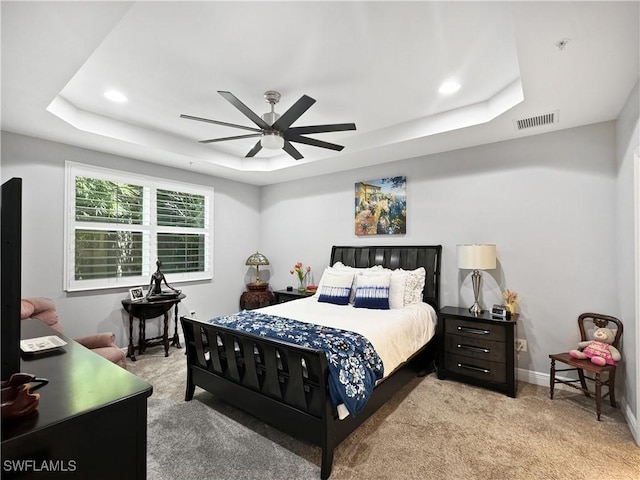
[330, 245, 442, 312]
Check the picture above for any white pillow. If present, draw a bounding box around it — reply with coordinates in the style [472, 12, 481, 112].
[388, 270, 409, 309]
[400, 267, 426, 305]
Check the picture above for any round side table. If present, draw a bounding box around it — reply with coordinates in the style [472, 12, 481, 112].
[240, 282, 275, 310]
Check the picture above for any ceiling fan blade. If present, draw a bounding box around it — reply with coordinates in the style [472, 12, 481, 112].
[283, 141, 304, 160]
[180, 114, 262, 133]
[286, 134, 344, 151]
[271, 95, 316, 132]
[286, 123, 356, 135]
[218, 91, 271, 130]
[245, 140, 263, 158]
[199, 133, 261, 144]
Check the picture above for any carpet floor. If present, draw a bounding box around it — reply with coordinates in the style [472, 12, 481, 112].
[128, 348, 640, 480]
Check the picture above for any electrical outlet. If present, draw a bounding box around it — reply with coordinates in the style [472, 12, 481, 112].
[515, 338, 527, 352]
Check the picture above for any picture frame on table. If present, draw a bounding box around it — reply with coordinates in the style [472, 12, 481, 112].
[129, 287, 145, 301]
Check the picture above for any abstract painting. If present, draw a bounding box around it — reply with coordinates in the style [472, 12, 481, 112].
[354, 176, 406, 235]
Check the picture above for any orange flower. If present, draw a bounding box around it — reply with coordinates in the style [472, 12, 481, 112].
[291, 262, 311, 282]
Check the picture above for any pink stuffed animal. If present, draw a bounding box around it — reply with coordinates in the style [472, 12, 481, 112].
[569, 327, 621, 366]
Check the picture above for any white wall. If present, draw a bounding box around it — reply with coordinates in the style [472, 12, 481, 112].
[261, 122, 619, 379]
[1, 131, 262, 346]
[615, 80, 639, 431]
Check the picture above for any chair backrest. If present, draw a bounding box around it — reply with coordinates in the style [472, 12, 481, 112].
[578, 312, 623, 349]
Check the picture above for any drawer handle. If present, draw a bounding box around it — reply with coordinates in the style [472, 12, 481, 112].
[457, 344, 490, 354]
[457, 326, 490, 335]
[458, 363, 490, 374]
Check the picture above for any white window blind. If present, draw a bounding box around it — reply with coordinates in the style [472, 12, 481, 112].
[64, 162, 213, 292]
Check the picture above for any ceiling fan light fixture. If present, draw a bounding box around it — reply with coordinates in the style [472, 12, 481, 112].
[261, 132, 284, 150]
[104, 89, 128, 103]
[438, 80, 461, 95]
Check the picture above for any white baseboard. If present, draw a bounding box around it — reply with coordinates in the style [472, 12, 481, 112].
[518, 367, 638, 444]
[621, 398, 639, 445]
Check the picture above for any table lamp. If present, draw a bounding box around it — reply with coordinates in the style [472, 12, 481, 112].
[457, 244, 496, 315]
[245, 251, 269, 286]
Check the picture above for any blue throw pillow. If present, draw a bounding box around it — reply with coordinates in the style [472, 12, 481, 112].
[317, 271, 354, 306]
[353, 274, 391, 310]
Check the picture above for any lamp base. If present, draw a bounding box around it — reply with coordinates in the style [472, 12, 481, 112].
[469, 269, 483, 316]
[468, 301, 483, 316]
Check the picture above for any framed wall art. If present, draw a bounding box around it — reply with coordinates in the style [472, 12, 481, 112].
[354, 176, 406, 235]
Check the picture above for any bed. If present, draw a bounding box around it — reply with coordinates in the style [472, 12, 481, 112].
[180, 245, 442, 479]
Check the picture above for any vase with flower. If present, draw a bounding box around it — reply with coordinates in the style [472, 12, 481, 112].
[291, 262, 311, 292]
[502, 289, 519, 314]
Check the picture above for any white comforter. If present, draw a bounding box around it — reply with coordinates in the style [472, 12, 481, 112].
[258, 296, 437, 379]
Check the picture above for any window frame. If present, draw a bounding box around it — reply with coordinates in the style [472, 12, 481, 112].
[64, 161, 213, 292]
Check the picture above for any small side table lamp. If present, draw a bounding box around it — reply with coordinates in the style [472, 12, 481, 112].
[245, 251, 270, 287]
[457, 244, 496, 315]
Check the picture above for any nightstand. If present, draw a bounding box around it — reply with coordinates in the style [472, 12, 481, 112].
[273, 289, 315, 304]
[437, 306, 518, 398]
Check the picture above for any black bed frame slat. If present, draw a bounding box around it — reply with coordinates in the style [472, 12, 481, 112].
[209, 332, 224, 374]
[223, 332, 241, 382]
[282, 350, 308, 410]
[262, 343, 282, 399]
[181, 245, 441, 479]
[241, 338, 260, 390]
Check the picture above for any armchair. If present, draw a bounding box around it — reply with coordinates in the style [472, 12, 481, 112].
[20, 297, 127, 369]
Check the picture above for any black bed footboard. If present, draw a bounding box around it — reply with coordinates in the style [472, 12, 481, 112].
[181, 315, 330, 417]
[181, 315, 339, 477]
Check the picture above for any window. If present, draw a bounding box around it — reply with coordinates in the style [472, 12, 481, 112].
[65, 162, 213, 292]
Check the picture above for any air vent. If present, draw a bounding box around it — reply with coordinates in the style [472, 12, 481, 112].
[513, 111, 559, 130]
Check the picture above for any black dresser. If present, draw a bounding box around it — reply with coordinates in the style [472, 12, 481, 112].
[2, 320, 153, 479]
[437, 306, 518, 398]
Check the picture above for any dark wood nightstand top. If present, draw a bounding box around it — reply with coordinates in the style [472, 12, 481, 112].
[273, 289, 315, 303]
[439, 305, 518, 323]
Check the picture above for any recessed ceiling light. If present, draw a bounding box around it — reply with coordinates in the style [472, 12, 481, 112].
[438, 80, 461, 95]
[104, 90, 128, 103]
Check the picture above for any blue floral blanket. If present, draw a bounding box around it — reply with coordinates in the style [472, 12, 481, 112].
[207, 310, 384, 416]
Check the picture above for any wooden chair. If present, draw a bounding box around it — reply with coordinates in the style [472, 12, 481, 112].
[549, 312, 623, 420]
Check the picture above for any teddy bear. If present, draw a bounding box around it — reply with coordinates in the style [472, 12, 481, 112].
[569, 327, 621, 366]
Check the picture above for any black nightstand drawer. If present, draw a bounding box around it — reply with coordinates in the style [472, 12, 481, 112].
[444, 335, 506, 363]
[444, 317, 506, 342]
[444, 354, 507, 384]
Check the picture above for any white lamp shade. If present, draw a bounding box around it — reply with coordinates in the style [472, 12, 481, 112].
[457, 244, 496, 270]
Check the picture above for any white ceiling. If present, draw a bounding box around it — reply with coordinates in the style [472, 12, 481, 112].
[2, 1, 638, 186]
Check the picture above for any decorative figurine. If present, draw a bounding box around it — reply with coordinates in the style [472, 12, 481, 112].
[146, 260, 180, 298]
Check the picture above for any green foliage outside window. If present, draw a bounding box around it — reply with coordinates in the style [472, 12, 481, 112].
[74, 178, 206, 281]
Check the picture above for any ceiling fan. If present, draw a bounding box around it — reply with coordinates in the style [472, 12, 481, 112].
[180, 90, 356, 160]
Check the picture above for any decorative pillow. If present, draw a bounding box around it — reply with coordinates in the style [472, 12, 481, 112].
[317, 270, 354, 305]
[388, 270, 409, 309]
[353, 273, 391, 310]
[332, 262, 384, 303]
[401, 267, 426, 305]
